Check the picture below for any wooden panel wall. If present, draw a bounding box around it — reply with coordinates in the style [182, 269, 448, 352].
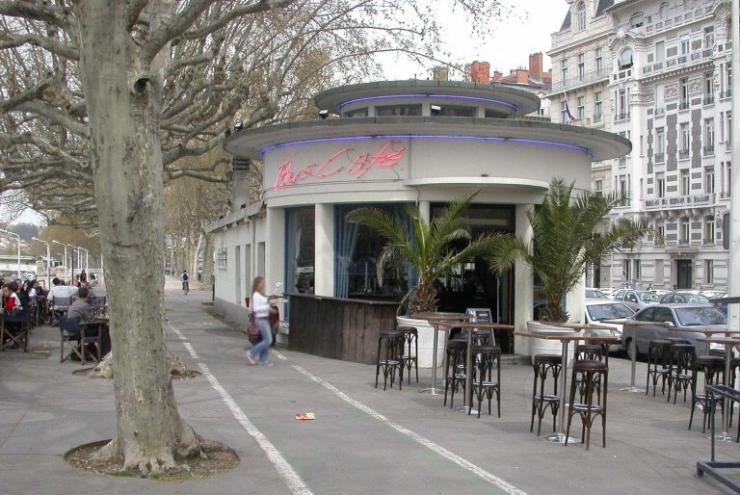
[288, 294, 398, 365]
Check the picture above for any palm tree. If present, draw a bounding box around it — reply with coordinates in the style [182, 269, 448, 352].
[346, 190, 498, 315]
[489, 178, 652, 323]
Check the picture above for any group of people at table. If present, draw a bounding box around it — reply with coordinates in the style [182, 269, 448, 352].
[1, 272, 107, 357]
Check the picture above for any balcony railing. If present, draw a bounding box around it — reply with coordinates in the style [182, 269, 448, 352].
[645, 194, 718, 210]
[721, 89, 733, 99]
[721, 192, 732, 199]
[704, 95, 715, 105]
[692, 193, 714, 205]
[679, 100, 690, 110]
[679, 150, 690, 160]
[614, 112, 631, 123]
[655, 107, 665, 116]
[550, 69, 609, 93]
[704, 145, 715, 156]
[654, 153, 665, 163]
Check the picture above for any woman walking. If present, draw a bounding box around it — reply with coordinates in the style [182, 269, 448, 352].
[246, 276, 274, 366]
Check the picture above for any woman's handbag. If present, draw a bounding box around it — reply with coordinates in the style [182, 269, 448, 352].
[247, 312, 262, 344]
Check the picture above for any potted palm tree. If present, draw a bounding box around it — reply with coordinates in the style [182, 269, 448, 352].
[347, 190, 497, 367]
[488, 178, 651, 358]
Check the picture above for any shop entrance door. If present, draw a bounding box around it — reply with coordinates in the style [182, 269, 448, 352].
[676, 259, 693, 289]
[432, 203, 516, 353]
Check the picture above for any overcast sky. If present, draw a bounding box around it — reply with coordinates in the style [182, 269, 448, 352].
[379, 0, 567, 80]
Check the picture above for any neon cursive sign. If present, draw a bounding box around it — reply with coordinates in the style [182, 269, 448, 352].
[271, 140, 406, 191]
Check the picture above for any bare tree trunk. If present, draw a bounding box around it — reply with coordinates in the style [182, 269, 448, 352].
[201, 232, 214, 289]
[78, 0, 199, 474]
[192, 233, 203, 282]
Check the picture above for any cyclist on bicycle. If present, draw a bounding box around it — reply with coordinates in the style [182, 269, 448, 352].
[181, 270, 190, 295]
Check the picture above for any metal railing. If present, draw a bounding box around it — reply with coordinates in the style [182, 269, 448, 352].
[614, 112, 631, 123]
[721, 89, 733, 99]
[704, 95, 715, 105]
[704, 145, 715, 156]
[679, 149, 690, 160]
[679, 100, 690, 110]
[644, 193, 717, 210]
[550, 69, 609, 93]
[654, 153, 665, 163]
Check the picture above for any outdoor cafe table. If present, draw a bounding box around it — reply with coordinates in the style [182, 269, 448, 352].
[411, 313, 469, 395]
[518, 329, 618, 445]
[450, 322, 515, 414]
[698, 336, 740, 442]
[609, 320, 740, 393]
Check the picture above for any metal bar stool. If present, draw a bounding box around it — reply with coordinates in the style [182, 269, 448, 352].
[470, 345, 501, 418]
[530, 354, 562, 436]
[646, 339, 672, 397]
[375, 330, 404, 390]
[398, 326, 419, 385]
[565, 359, 609, 450]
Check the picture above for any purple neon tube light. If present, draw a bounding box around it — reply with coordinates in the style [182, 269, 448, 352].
[259, 134, 593, 158]
[335, 94, 519, 113]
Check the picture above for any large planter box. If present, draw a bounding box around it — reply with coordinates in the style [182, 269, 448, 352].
[526, 321, 575, 364]
[397, 316, 442, 369]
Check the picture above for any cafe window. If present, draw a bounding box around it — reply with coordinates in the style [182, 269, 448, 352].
[335, 204, 412, 300]
[436, 105, 476, 117]
[375, 104, 422, 117]
[286, 207, 315, 295]
[343, 107, 368, 118]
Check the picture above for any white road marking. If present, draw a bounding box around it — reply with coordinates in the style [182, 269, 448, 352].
[291, 364, 529, 495]
[273, 350, 288, 361]
[198, 362, 314, 495]
[183, 342, 199, 360]
[167, 321, 314, 495]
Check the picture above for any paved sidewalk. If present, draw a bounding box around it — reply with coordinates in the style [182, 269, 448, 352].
[0, 287, 738, 494]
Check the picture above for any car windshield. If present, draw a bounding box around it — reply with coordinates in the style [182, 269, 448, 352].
[638, 292, 659, 302]
[587, 303, 634, 321]
[586, 290, 607, 299]
[681, 294, 710, 304]
[675, 307, 727, 326]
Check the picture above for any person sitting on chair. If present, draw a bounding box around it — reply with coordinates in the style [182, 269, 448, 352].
[67, 287, 94, 323]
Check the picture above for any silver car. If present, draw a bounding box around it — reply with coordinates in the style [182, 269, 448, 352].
[613, 289, 660, 312]
[584, 300, 635, 352]
[623, 304, 727, 356]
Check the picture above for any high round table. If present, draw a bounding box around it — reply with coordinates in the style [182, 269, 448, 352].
[411, 313, 469, 395]
[519, 329, 619, 445]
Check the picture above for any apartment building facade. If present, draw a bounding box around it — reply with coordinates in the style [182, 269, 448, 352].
[549, 0, 734, 292]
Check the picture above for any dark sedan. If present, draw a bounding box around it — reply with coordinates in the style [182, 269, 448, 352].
[623, 304, 727, 356]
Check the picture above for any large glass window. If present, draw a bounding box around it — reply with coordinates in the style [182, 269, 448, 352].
[375, 104, 422, 117]
[435, 105, 476, 117]
[286, 207, 315, 294]
[343, 107, 368, 118]
[335, 204, 412, 300]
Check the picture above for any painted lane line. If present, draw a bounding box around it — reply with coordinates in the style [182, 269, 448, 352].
[167, 320, 188, 340]
[198, 362, 314, 495]
[291, 364, 528, 495]
[273, 350, 288, 361]
[165, 321, 314, 495]
[182, 342, 199, 360]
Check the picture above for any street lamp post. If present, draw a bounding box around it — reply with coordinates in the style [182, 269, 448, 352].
[0, 228, 22, 279]
[51, 240, 70, 281]
[31, 237, 51, 286]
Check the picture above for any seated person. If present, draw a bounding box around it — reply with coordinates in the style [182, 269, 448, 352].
[66, 287, 95, 323]
[2, 282, 25, 339]
[48, 277, 79, 307]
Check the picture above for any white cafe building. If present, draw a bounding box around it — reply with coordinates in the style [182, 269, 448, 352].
[209, 80, 630, 358]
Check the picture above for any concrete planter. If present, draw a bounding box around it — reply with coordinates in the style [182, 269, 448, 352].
[526, 321, 575, 364]
[397, 316, 443, 369]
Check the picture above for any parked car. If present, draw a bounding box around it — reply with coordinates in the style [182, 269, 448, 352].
[584, 300, 635, 352]
[612, 289, 660, 311]
[648, 288, 670, 299]
[586, 288, 609, 300]
[660, 291, 711, 304]
[623, 304, 727, 356]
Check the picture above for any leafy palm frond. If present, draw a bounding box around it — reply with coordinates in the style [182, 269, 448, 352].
[488, 177, 652, 322]
[347, 189, 491, 313]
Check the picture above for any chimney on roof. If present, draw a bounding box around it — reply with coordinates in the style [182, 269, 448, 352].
[470, 61, 490, 84]
[492, 70, 503, 82]
[529, 52, 544, 80]
[432, 66, 449, 81]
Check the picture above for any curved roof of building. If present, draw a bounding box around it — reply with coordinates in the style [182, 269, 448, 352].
[224, 116, 631, 162]
[314, 80, 541, 117]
